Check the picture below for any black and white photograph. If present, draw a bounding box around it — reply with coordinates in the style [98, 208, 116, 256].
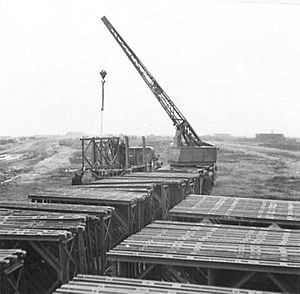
[1, 0, 300, 293]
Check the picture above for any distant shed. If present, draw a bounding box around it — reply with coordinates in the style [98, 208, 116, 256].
[214, 133, 232, 139]
[255, 133, 285, 142]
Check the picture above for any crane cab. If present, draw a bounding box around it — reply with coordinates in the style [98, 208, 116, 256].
[168, 146, 217, 167]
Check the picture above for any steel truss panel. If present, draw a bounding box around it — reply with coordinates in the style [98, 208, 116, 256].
[0, 201, 113, 218]
[124, 171, 201, 195]
[0, 228, 78, 294]
[29, 187, 150, 204]
[169, 195, 300, 229]
[53, 274, 277, 294]
[125, 171, 201, 180]
[89, 178, 180, 219]
[80, 137, 122, 172]
[0, 249, 26, 294]
[82, 183, 155, 190]
[0, 207, 112, 293]
[94, 176, 191, 209]
[0, 203, 113, 275]
[28, 187, 153, 248]
[107, 220, 300, 292]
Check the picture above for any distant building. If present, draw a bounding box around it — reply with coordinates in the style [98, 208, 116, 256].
[0, 136, 11, 139]
[65, 132, 86, 139]
[214, 133, 232, 139]
[255, 133, 286, 143]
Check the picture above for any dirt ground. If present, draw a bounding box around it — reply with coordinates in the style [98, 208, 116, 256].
[1, 136, 300, 201]
[0, 136, 81, 200]
[212, 138, 300, 200]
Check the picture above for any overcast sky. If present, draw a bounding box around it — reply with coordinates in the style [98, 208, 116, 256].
[1, 0, 300, 138]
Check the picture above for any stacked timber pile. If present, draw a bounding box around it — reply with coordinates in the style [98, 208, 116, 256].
[169, 194, 300, 229]
[107, 220, 300, 293]
[53, 274, 278, 294]
[0, 249, 26, 294]
[0, 203, 113, 294]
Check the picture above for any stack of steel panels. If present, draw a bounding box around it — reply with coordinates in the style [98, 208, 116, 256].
[124, 171, 202, 195]
[93, 176, 192, 211]
[0, 249, 26, 294]
[0, 202, 113, 294]
[0, 211, 86, 293]
[53, 274, 278, 294]
[0, 202, 113, 272]
[107, 220, 300, 293]
[28, 187, 153, 246]
[169, 194, 300, 229]
[0, 201, 114, 274]
[87, 177, 184, 219]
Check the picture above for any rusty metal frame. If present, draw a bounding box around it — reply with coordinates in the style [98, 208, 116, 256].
[80, 137, 121, 173]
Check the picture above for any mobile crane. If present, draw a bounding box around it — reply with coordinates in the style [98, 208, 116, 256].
[101, 16, 217, 186]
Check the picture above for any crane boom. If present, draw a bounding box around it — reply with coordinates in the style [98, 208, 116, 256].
[101, 16, 212, 147]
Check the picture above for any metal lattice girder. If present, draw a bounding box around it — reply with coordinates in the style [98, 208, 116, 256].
[85, 173, 198, 222]
[101, 17, 214, 147]
[169, 194, 300, 229]
[0, 228, 77, 294]
[52, 274, 279, 294]
[124, 170, 201, 196]
[92, 176, 185, 210]
[0, 205, 114, 293]
[28, 187, 153, 248]
[0, 201, 113, 218]
[89, 177, 178, 220]
[0, 249, 26, 294]
[80, 137, 121, 171]
[107, 220, 300, 292]
[152, 167, 208, 194]
[92, 175, 195, 210]
[28, 187, 151, 205]
[0, 201, 114, 275]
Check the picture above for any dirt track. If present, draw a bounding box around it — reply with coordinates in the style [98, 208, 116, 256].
[0, 137, 80, 200]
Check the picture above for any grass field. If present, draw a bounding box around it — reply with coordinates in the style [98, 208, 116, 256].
[213, 138, 300, 200]
[1, 136, 300, 201]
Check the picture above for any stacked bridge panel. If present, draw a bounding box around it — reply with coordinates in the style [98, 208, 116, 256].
[107, 220, 300, 292]
[53, 274, 278, 294]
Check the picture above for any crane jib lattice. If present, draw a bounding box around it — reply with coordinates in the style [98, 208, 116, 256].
[101, 16, 212, 147]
